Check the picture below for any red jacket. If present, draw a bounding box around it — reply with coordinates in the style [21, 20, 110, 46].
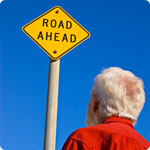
[62, 116, 150, 150]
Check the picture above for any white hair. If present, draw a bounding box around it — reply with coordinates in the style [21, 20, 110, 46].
[92, 67, 145, 125]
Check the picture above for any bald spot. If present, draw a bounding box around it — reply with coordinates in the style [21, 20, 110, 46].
[119, 76, 140, 99]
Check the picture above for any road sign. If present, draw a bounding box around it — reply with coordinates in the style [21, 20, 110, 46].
[22, 6, 90, 60]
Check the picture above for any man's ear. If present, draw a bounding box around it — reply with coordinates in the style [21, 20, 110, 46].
[92, 95, 99, 113]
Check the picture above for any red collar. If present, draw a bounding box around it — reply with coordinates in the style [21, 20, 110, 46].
[103, 116, 134, 128]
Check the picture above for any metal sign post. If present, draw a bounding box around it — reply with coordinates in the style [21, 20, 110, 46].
[22, 6, 90, 150]
[44, 58, 60, 150]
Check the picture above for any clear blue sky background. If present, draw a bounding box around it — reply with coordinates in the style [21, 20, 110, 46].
[0, 0, 150, 150]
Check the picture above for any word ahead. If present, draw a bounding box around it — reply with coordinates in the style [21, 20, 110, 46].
[22, 6, 90, 60]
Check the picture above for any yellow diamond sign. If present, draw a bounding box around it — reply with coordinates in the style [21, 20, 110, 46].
[22, 6, 90, 60]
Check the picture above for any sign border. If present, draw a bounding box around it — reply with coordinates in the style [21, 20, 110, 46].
[22, 6, 90, 60]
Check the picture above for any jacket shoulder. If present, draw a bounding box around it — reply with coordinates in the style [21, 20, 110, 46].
[101, 132, 150, 150]
[67, 124, 110, 147]
[66, 124, 150, 149]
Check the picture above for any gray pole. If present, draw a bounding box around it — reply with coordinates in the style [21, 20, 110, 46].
[44, 58, 60, 150]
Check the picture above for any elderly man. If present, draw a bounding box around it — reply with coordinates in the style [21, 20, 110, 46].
[62, 67, 150, 150]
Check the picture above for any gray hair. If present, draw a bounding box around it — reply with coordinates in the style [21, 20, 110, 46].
[92, 67, 145, 125]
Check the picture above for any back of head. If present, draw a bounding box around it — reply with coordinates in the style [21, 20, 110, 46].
[91, 67, 145, 125]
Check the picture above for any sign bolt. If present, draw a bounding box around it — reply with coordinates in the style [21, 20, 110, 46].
[53, 50, 57, 54]
[55, 10, 59, 14]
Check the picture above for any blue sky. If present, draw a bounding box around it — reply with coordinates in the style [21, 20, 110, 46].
[1, 0, 150, 150]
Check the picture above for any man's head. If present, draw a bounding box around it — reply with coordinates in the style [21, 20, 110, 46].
[86, 67, 145, 126]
